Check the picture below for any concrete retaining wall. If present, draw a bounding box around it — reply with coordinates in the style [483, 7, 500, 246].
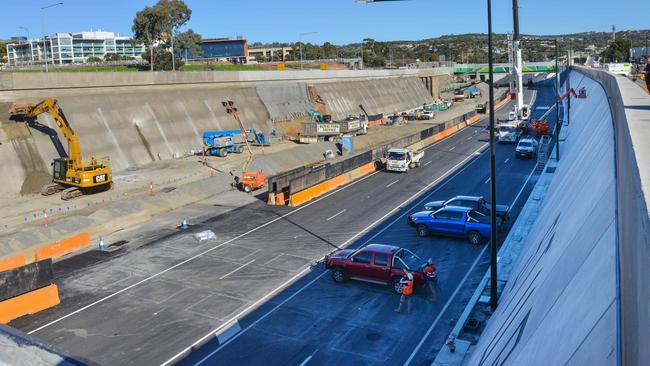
[468, 70, 619, 365]
[0, 71, 450, 197]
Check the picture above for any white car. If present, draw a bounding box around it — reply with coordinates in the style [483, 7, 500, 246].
[515, 138, 538, 158]
[420, 110, 435, 120]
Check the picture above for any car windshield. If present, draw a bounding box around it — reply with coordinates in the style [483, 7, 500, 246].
[499, 126, 516, 133]
[519, 141, 532, 147]
[388, 151, 406, 160]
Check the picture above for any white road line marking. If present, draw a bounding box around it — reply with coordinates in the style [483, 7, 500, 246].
[504, 158, 510, 164]
[466, 136, 473, 140]
[184, 144, 490, 366]
[386, 180, 400, 188]
[484, 177, 490, 184]
[299, 355, 313, 366]
[28, 164, 384, 336]
[449, 146, 456, 151]
[403, 244, 488, 366]
[219, 260, 255, 280]
[424, 161, 432, 166]
[326, 209, 347, 221]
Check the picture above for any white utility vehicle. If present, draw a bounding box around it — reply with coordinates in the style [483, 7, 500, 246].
[385, 147, 424, 173]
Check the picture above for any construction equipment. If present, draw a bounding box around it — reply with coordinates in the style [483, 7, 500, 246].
[530, 88, 579, 136]
[202, 129, 269, 157]
[9, 99, 112, 200]
[222, 100, 266, 193]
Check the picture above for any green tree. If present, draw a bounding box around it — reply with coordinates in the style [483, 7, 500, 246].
[86, 55, 103, 62]
[600, 39, 632, 62]
[0, 41, 7, 63]
[132, 0, 191, 71]
[322, 42, 337, 59]
[175, 29, 202, 59]
[142, 46, 184, 71]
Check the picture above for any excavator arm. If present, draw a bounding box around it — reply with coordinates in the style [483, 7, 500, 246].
[10, 98, 82, 164]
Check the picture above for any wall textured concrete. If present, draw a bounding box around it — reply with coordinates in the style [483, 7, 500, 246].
[0, 72, 448, 197]
[468, 71, 619, 365]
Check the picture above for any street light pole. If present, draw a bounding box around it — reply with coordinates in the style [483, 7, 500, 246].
[171, 27, 176, 71]
[40, 2, 64, 72]
[487, 0, 498, 312]
[299, 32, 317, 70]
[555, 40, 560, 162]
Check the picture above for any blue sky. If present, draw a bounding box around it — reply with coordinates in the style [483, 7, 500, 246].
[1, 0, 647, 44]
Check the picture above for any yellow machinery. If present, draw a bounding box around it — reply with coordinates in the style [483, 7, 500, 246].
[9, 99, 112, 200]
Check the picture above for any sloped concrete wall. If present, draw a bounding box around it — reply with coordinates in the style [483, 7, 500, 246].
[316, 77, 434, 120]
[468, 71, 618, 365]
[0, 72, 445, 197]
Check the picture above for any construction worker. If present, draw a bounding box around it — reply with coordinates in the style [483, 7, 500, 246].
[423, 258, 438, 302]
[394, 271, 414, 315]
[640, 55, 650, 94]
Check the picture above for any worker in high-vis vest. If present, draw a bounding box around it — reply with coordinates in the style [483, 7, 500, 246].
[423, 258, 438, 302]
[394, 271, 414, 314]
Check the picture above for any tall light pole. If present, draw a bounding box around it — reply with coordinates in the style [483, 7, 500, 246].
[171, 27, 176, 71]
[40, 1, 64, 72]
[18, 27, 32, 65]
[512, 0, 524, 116]
[299, 31, 317, 70]
[487, 0, 498, 312]
[357, 0, 500, 310]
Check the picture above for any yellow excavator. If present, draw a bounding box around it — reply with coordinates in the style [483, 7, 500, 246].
[9, 98, 112, 200]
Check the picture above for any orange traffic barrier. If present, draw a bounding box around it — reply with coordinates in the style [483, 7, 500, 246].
[35, 232, 90, 261]
[0, 256, 25, 272]
[0, 284, 60, 324]
[289, 162, 376, 207]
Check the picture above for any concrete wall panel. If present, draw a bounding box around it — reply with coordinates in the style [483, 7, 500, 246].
[468, 71, 618, 366]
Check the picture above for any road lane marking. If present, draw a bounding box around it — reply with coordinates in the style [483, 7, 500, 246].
[449, 146, 456, 151]
[386, 180, 400, 188]
[299, 350, 318, 366]
[403, 245, 488, 366]
[185, 143, 490, 366]
[466, 136, 473, 140]
[326, 209, 347, 221]
[424, 161, 432, 166]
[504, 158, 510, 164]
[484, 177, 490, 184]
[219, 260, 255, 280]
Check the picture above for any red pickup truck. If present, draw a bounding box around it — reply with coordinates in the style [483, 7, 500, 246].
[325, 244, 426, 294]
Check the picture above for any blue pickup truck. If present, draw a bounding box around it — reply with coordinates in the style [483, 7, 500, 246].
[407, 206, 500, 244]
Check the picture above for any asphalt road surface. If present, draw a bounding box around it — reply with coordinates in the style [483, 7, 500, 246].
[14, 86, 555, 366]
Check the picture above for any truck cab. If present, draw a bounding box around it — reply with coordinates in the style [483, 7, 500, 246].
[497, 121, 520, 143]
[325, 244, 426, 294]
[385, 147, 423, 173]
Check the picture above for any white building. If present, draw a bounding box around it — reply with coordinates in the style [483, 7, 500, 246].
[6, 31, 146, 65]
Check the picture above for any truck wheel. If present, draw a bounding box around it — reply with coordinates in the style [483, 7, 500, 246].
[417, 224, 429, 237]
[236, 145, 244, 154]
[468, 231, 482, 245]
[392, 277, 404, 294]
[243, 184, 252, 193]
[218, 149, 227, 157]
[332, 268, 346, 283]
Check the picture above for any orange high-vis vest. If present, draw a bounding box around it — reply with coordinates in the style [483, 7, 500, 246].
[402, 279, 414, 296]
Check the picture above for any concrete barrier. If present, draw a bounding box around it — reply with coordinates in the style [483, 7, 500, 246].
[289, 162, 376, 207]
[35, 232, 90, 261]
[0, 256, 25, 272]
[0, 260, 53, 302]
[0, 284, 60, 324]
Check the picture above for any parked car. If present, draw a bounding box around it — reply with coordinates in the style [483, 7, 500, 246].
[325, 244, 426, 294]
[419, 110, 435, 120]
[423, 195, 510, 224]
[407, 206, 501, 244]
[515, 138, 538, 158]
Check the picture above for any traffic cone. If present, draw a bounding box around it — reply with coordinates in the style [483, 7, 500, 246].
[43, 209, 48, 228]
[99, 236, 107, 251]
[180, 218, 189, 229]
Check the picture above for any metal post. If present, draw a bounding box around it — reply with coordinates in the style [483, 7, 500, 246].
[40, 2, 64, 72]
[567, 51, 571, 126]
[171, 27, 176, 71]
[299, 40, 303, 70]
[487, 0, 498, 312]
[555, 40, 560, 162]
